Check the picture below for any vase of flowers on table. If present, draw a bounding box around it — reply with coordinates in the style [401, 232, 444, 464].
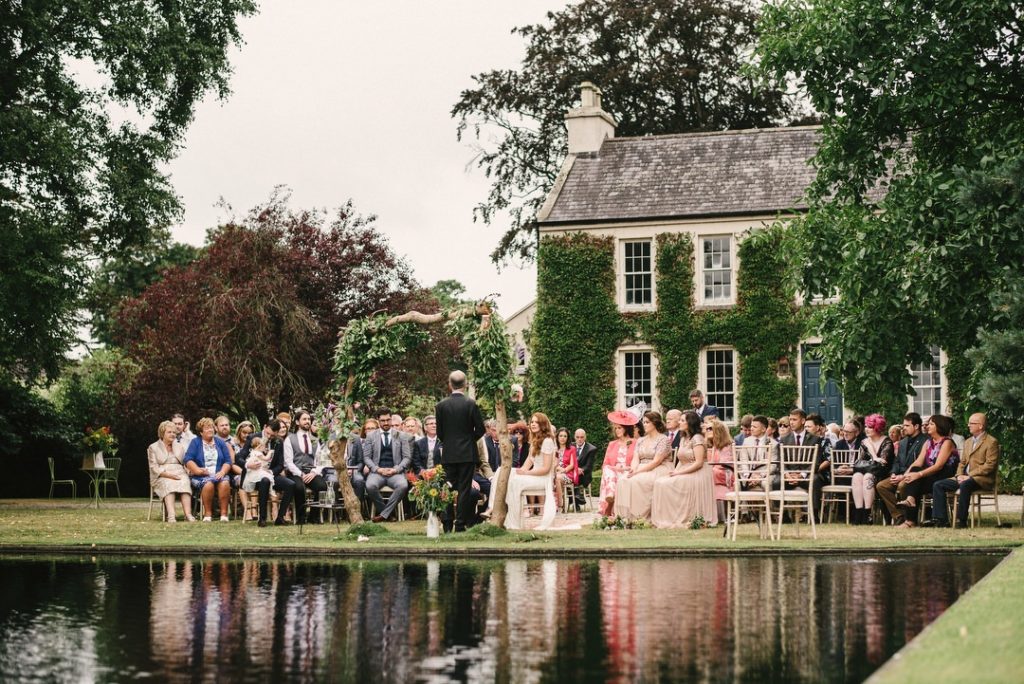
[82, 426, 117, 469]
[408, 466, 454, 538]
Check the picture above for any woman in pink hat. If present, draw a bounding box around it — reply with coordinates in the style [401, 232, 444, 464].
[599, 411, 638, 516]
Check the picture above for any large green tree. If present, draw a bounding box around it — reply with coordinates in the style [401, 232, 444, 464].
[453, 0, 803, 265]
[0, 0, 257, 380]
[756, 0, 1024, 420]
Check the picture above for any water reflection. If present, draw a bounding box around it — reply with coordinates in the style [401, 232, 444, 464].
[0, 554, 1000, 683]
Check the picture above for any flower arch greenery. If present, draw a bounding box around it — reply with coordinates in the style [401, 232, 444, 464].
[327, 300, 520, 526]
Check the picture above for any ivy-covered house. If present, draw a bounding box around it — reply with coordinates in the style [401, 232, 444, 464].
[524, 83, 949, 439]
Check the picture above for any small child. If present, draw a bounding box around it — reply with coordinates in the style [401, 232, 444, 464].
[242, 437, 273, 493]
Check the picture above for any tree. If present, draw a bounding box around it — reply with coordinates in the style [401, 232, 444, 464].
[85, 233, 201, 346]
[430, 279, 471, 309]
[755, 0, 1024, 421]
[115, 192, 449, 426]
[0, 0, 257, 380]
[453, 0, 802, 265]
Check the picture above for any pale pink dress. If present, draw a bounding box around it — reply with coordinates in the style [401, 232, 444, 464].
[651, 435, 718, 528]
[614, 434, 672, 521]
[599, 440, 634, 516]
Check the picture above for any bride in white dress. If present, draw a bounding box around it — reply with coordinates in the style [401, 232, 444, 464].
[503, 412, 557, 530]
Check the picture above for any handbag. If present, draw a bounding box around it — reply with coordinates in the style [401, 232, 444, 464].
[852, 458, 875, 474]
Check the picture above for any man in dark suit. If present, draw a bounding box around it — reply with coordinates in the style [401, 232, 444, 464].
[435, 370, 485, 532]
[779, 409, 824, 520]
[877, 412, 926, 525]
[689, 390, 719, 420]
[411, 415, 443, 475]
[572, 428, 597, 510]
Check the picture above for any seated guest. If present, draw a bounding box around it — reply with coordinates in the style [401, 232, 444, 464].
[345, 419, 377, 504]
[148, 420, 194, 522]
[614, 411, 673, 521]
[239, 419, 298, 526]
[836, 419, 865, 452]
[231, 421, 256, 519]
[183, 417, 233, 522]
[897, 415, 960, 528]
[652, 411, 717, 528]
[877, 413, 926, 525]
[806, 413, 834, 509]
[826, 423, 842, 447]
[766, 417, 780, 443]
[740, 416, 775, 491]
[572, 429, 597, 510]
[508, 422, 529, 468]
[363, 408, 412, 522]
[241, 436, 274, 517]
[411, 415, 443, 475]
[283, 409, 329, 523]
[777, 417, 791, 441]
[403, 416, 423, 438]
[502, 413, 557, 530]
[733, 414, 753, 446]
[838, 413, 893, 524]
[599, 415, 637, 515]
[553, 427, 579, 509]
[706, 418, 734, 511]
[926, 413, 999, 528]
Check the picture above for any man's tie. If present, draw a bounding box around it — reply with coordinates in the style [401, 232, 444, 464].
[383, 432, 389, 448]
[796, 433, 802, 446]
[303, 434, 310, 454]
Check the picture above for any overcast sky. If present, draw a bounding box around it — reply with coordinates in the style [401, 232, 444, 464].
[166, 1, 570, 318]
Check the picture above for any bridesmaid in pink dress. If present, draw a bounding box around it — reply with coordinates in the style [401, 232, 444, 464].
[651, 411, 718, 528]
[599, 414, 638, 516]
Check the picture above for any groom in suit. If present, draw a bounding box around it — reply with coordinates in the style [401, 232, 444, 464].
[435, 370, 485, 532]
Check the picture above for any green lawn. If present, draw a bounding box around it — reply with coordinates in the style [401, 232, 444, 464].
[870, 547, 1024, 684]
[1, 498, 1021, 556]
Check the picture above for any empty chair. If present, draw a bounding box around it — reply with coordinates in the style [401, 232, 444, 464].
[48, 458, 76, 499]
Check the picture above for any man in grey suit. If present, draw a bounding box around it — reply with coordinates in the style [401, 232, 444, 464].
[435, 370, 485, 532]
[363, 407, 412, 522]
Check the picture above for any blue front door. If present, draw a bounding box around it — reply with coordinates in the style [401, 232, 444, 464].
[802, 349, 843, 424]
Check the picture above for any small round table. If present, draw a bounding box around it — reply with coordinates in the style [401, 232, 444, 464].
[80, 467, 109, 509]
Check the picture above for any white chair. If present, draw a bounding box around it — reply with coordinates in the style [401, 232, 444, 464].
[374, 485, 405, 521]
[48, 457, 76, 499]
[519, 479, 556, 530]
[147, 484, 164, 521]
[768, 445, 818, 539]
[820, 449, 857, 524]
[953, 471, 1002, 528]
[723, 444, 775, 541]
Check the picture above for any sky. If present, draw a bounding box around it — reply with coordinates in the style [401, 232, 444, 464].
[166, 1, 570, 319]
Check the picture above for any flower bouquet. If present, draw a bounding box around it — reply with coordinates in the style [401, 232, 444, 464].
[82, 426, 117, 469]
[408, 466, 454, 538]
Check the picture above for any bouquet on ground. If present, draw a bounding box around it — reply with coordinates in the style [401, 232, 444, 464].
[407, 466, 455, 514]
[83, 426, 117, 454]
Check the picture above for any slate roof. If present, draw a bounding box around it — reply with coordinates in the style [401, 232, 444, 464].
[540, 126, 822, 225]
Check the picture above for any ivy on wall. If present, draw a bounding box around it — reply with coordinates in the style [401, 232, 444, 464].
[533, 226, 804, 443]
[531, 233, 631, 442]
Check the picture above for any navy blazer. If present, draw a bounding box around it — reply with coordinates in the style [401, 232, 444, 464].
[412, 436, 443, 474]
[183, 435, 232, 475]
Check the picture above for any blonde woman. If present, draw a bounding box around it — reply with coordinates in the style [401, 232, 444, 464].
[148, 420, 195, 522]
[503, 412, 557, 530]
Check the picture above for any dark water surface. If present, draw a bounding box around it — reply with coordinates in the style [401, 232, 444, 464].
[0, 554, 1001, 683]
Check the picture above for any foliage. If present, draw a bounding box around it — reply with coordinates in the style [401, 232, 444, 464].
[532, 234, 630, 444]
[690, 514, 709, 530]
[592, 515, 651, 530]
[453, 0, 806, 264]
[346, 522, 389, 537]
[84, 233, 201, 345]
[430, 279, 472, 309]
[116, 191, 438, 425]
[82, 426, 117, 454]
[534, 229, 802, 444]
[331, 316, 430, 410]
[52, 348, 139, 435]
[755, 0, 1024, 425]
[0, 374, 78, 497]
[462, 522, 509, 538]
[448, 308, 517, 402]
[0, 0, 257, 379]
[407, 466, 456, 514]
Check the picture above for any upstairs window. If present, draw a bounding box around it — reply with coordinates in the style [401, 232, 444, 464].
[623, 240, 652, 306]
[699, 236, 734, 305]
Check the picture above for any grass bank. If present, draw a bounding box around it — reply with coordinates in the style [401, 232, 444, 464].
[870, 547, 1024, 683]
[1, 499, 1021, 558]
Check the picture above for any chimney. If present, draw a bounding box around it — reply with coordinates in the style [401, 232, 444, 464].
[565, 82, 616, 155]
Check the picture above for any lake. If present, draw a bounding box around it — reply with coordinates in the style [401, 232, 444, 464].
[0, 554, 1001, 682]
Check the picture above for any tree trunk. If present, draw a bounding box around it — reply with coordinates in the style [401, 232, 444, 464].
[490, 395, 513, 527]
[329, 436, 364, 524]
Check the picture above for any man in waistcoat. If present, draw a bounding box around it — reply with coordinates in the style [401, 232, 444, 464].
[283, 409, 328, 524]
[363, 408, 412, 522]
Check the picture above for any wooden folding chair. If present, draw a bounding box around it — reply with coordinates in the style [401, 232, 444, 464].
[723, 444, 775, 541]
[768, 445, 818, 539]
[820, 449, 857, 524]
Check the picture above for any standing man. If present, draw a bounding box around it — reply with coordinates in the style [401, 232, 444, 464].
[572, 429, 597, 510]
[283, 409, 329, 524]
[876, 412, 927, 525]
[435, 370, 485, 532]
[689, 390, 719, 420]
[926, 413, 1000, 528]
[363, 408, 412, 522]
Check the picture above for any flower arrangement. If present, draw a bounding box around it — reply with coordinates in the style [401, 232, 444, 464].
[83, 426, 117, 453]
[312, 400, 362, 444]
[592, 515, 651, 530]
[407, 466, 455, 514]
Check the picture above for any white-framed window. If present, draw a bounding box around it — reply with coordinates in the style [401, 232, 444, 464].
[697, 235, 735, 305]
[622, 239, 653, 307]
[908, 345, 945, 416]
[700, 346, 737, 422]
[619, 347, 657, 410]
[514, 344, 527, 375]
